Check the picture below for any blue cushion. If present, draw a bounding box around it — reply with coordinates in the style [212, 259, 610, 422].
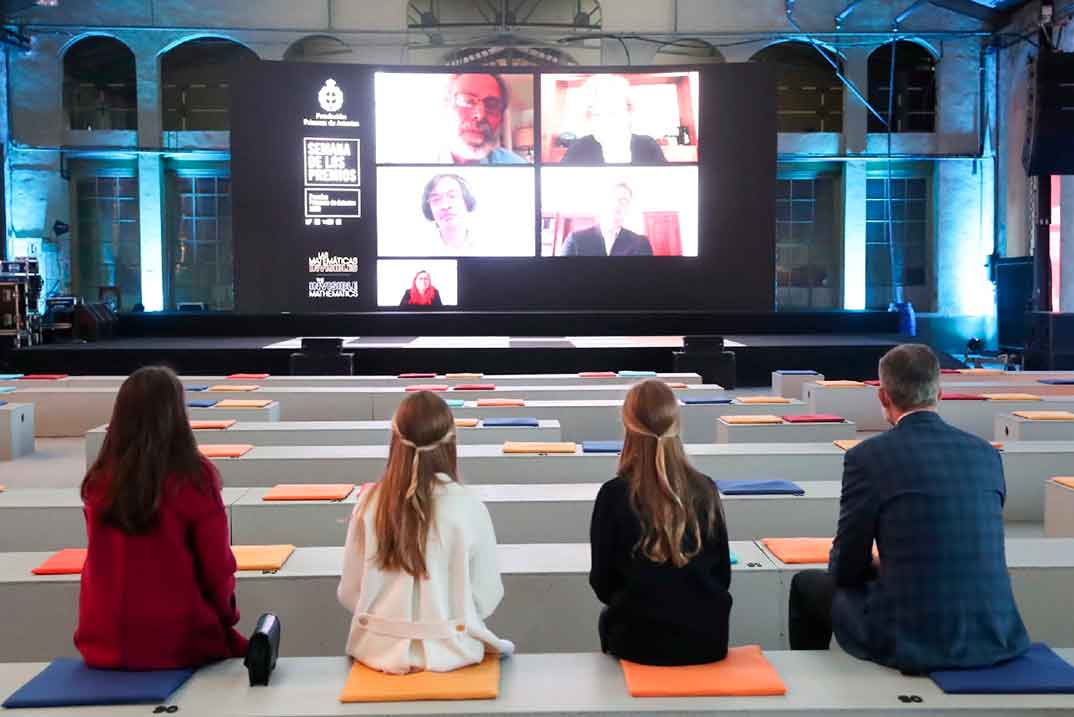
[0, 386, 15, 394]
[930, 644, 1074, 694]
[775, 370, 818, 375]
[582, 440, 623, 453]
[481, 417, 539, 427]
[716, 479, 805, 496]
[185, 385, 209, 392]
[0, 373, 23, 380]
[0, 400, 6, 407]
[682, 396, 733, 405]
[445, 399, 465, 408]
[1038, 379, 1074, 385]
[618, 370, 656, 377]
[1, 658, 194, 708]
[187, 400, 218, 408]
[729, 550, 738, 565]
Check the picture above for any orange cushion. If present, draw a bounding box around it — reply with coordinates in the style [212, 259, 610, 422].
[446, 373, 484, 380]
[620, 644, 786, 697]
[227, 373, 269, 380]
[477, 398, 524, 407]
[992, 442, 1004, 451]
[735, 396, 792, 404]
[579, 371, 615, 378]
[762, 537, 833, 564]
[189, 420, 236, 430]
[502, 441, 576, 454]
[815, 380, 866, 388]
[720, 414, 784, 425]
[262, 484, 355, 501]
[32, 548, 87, 575]
[959, 368, 1004, 375]
[1053, 477, 1074, 490]
[1012, 410, 1074, 421]
[232, 544, 295, 571]
[0, 485, 5, 493]
[982, 393, 1042, 401]
[834, 439, 861, 451]
[208, 384, 259, 392]
[214, 399, 272, 409]
[405, 384, 449, 392]
[454, 418, 480, 428]
[199, 444, 253, 458]
[339, 653, 500, 703]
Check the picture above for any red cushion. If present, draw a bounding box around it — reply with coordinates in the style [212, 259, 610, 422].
[941, 369, 961, 374]
[782, 414, 845, 423]
[864, 380, 880, 386]
[941, 393, 987, 400]
[453, 384, 496, 391]
[399, 373, 436, 379]
[20, 374, 68, 380]
[579, 371, 616, 378]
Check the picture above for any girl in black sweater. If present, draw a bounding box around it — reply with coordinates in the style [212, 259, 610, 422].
[589, 379, 732, 665]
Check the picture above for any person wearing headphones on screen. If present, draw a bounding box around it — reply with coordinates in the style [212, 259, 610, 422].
[419, 173, 485, 256]
[400, 270, 443, 307]
[441, 73, 526, 165]
[561, 75, 667, 165]
[559, 181, 653, 256]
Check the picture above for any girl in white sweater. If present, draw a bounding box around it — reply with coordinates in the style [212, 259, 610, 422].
[337, 391, 514, 674]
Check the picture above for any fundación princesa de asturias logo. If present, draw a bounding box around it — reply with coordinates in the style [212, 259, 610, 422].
[308, 251, 358, 274]
[318, 78, 344, 113]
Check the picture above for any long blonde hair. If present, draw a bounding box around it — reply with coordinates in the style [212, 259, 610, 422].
[619, 380, 721, 568]
[363, 391, 458, 578]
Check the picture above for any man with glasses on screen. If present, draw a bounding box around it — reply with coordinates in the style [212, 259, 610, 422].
[558, 181, 653, 256]
[441, 73, 526, 165]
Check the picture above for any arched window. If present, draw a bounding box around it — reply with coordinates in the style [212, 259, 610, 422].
[868, 41, 936, 132]
[161, 38, 257, 131]
[752, 42, 843, 133]
[283, 35, 353, 63]
[63, 36, 136, 131]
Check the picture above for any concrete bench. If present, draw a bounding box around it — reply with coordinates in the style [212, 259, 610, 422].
[53, 372, 703, 390]
[939, 370, 1074, 384]
[938, 398, 1074, 441]
[995, 413, 1074, 442]
[227, 481, 844, 546]
[803, 383, 886, 431]
[755, 537, 1074, 649]
[0, 489, 249, 552]
[187, 403, 281, 425]
[716, 417, 856, 444]
[1000, 442, 1074, 522]
[0, 403, 33, 460]
[209, 443, 847, 488]
[85, 420, 563, 466]
[1044, 479, 1074, 538]
[0, 541, 783, 661]
[4, 648, 1074, 716]
[772, 370, 824, 399]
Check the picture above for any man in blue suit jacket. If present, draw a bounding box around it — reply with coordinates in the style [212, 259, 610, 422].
[789, 344, 1029, 674]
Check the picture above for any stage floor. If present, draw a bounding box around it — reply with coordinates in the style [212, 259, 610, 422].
[6, 333, 909, 387]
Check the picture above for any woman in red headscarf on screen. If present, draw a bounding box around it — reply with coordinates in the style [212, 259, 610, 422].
[400, 270, 443, 307]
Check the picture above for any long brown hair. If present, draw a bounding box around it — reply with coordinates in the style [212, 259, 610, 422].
[364, 391, 459, 578]
[619, 380, 722, 567]
[81, 365, 206, 534]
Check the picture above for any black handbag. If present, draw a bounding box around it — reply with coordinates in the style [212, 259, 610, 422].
[244, 613, 281, 686]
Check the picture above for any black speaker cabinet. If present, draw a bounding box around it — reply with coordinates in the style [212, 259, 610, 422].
[289, 351, 353, 376]
[1023, 42, 1074, 176]
[1024, 311, 1074, 369]
[672, 349, 736, 389]
[996, 257, 1034, 351]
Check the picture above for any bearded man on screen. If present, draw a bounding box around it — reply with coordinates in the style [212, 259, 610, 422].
[441, 73, 526, 165]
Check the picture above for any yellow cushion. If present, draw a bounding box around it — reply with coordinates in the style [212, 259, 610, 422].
[834, 439, 861, 451]
[477, 398, 524, 407]
[959, 368, 1004, 375]
[735, 396, 792, 405]
[1012, 410, 1074, 421]
[198, 444, 253, 458]
[815, 380, 865, 388]
[454, 418, 480, 428]
[215, 399, 273, 409]
[502, 441, 577, 454]
[620, 645, 786, 697]
[446, 373, 484, 380]
[1053, 477, 1074, 490]
[720, 414, 784, 425]
[982, 393, 1042, 401]
[208, 384, 259, 392]
[231, 544, 295, 571]
[262, 484, 355, 501]
[339, 653, 500, 703]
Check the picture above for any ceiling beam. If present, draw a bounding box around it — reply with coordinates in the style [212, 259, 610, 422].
[927, 0, 1003, 25]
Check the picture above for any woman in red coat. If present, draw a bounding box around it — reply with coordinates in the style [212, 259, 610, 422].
[75, 365, 248, 669]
